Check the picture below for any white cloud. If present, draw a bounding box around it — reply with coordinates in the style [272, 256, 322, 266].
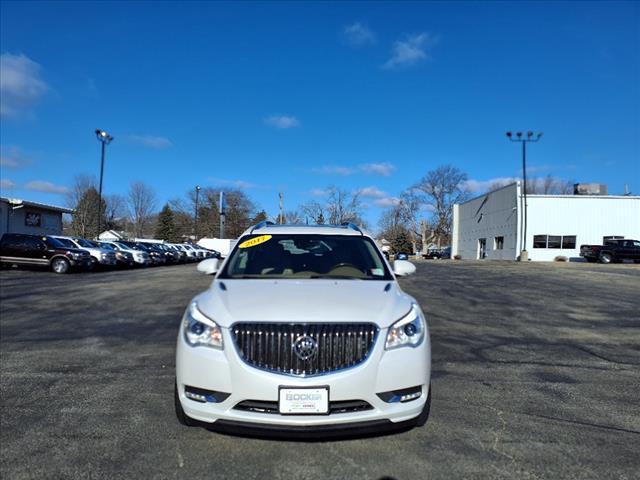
[312, 166, 355, 176]
[344, 22, 376, 47]
[310, 188, 328, 197]
[209, 178, 257, 189]
[312, 162, 395, 177]
[0, 179, 16, 190]
[463, 177, 519, 193]
[127, 134, 173, 149]
[0, 53, 49, 118]
[0, 146, 33, 169]
[359, 162, 395, 176]
[356, 186, 386, 198]
[264, 115, 300, 129]
[24, 180, 69, 194]
[375, 197, 401, 207]
[382, 33, 438, 70]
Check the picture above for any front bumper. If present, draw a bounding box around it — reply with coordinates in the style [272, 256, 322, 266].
[70, 258, 93, 269]
[97, 257, 117, 266]
[176, 324, 431, 428]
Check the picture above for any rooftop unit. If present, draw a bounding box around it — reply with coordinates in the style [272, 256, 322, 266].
[573, 183, 608, 196]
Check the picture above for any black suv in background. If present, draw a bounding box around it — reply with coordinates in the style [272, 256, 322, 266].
[0, 233, 92, 273]
[580, 239, 640, 264]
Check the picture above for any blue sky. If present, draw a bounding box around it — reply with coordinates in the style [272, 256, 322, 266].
[1, 1, 639, 227]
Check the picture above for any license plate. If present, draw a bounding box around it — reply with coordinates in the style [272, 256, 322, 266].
[278, 387, 329, 415]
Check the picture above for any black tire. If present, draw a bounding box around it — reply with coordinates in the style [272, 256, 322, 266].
[414, 384, 432, 427]
[599, 252, 613, 264]
[51, 257, 70, 274]
[175, 382, 197, 427]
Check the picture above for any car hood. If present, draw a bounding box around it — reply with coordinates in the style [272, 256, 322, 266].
[194, 279, 415, 329]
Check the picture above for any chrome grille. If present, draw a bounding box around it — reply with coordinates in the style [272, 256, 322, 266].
[231, 323, 378, 377]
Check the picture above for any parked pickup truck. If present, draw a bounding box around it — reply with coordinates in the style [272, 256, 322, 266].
[580, 239, 640, 264]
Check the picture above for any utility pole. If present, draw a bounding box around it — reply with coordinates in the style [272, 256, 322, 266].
[194, 185, 201, 240]
[279, 192, 284, 224]
[95, 129, 113, 239]
[506, 131, 543, 261]
[219, 191, 225, 239]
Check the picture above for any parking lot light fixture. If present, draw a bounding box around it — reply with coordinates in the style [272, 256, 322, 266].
[95, 129, 114, 238]
[506, 130, 543, 261]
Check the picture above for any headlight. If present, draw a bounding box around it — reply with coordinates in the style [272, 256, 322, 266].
[183, 302, 223, 349]
[71, 252, 82, 259]
[385, 304, 425, 350]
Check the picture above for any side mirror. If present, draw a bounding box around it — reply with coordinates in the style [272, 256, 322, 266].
[393, 259, 416, 277]
[197, 258, 219, 275]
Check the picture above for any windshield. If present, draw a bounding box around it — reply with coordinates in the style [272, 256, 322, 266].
[56, 238, 77, 248]
[76, 238, 96, 248]
[219, 234, 392, 280]
[44, 237, 65, 248]
[100, 243, 115, 251]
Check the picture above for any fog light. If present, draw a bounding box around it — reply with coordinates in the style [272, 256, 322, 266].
[184, 386, 230, 403]
[377, 385, 422, 403]
[399, 391, 422, 402]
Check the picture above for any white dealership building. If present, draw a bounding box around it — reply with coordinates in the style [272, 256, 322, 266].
[451, 182, 640, 262]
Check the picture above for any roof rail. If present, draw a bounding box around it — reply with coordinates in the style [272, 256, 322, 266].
[250, 220, 275, 233]
[340, 222, 363, 235]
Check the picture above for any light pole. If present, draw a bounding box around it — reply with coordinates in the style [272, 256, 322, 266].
[95, 129, 113, 238]
[194, 185, 201, 240]
[506, 131, 543, 261]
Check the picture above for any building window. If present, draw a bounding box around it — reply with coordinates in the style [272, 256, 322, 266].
[562, 236, 576, 249]
[25, 212, 42, 227]
[494, 236, 504, 250]
[603, 236, 624, 244]
[534, 234, 577, 249]
[533, 235, 547, 248]
[547, 235, 561, 249]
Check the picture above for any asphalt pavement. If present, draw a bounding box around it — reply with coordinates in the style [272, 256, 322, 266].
[1, 261, 639, 479]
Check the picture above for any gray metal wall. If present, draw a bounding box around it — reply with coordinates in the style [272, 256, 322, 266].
[0, 200, 64, 237]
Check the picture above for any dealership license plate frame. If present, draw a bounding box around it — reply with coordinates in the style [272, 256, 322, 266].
[278, 386, 330, 415]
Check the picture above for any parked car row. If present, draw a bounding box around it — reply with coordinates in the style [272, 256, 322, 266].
[0, 233, 220, 274]
[423, 246, 451, 260]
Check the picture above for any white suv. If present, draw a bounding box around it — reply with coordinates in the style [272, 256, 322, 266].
[175, 222, 431, 436]
[52, 236, 117, 267]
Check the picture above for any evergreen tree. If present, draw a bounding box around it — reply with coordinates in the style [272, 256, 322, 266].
[70, 187, 106, 239]
[391, 229, 413, 254]
[155, 204, 179, 242]
[316, 212, 325, 224]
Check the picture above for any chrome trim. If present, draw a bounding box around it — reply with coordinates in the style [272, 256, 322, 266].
[0, 256, 49, 265]
[230, 322, 379, 378]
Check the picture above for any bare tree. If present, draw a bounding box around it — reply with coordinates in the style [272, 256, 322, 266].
[526, 175, 575, 194]
[104, 194, 127, 230]
[300, 201, 326, 224]
[412, 165, 469, 245]
[325, 186, 365, 226]
[284, 210, 303, 224]
[377, 192, 427, 252]
[128, 181, 157, 237]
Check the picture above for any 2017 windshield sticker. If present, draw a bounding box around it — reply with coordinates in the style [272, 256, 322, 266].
[239, 235, 272, 249]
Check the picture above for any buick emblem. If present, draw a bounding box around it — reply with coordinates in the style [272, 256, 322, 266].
[293, 335, 318, 361]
